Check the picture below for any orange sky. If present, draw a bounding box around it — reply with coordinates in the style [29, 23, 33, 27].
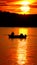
[0, 0, 37, 14]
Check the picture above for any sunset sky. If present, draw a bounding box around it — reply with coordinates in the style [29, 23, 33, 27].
[0, 0, 37, 14]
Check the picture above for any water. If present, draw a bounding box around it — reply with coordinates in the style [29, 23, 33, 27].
[0, 27, 37, 65]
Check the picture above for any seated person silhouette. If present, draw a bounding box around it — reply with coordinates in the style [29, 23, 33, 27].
[11, 32, 14, 36]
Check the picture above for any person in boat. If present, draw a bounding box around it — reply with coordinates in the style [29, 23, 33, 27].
[19, 34, 27, 39]
[9, 32, 14, 38]
[24, 34, 27, 39]
[11, 32, 14, 36]
[19, 34, 24, 37]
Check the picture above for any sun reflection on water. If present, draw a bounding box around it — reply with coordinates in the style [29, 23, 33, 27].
[17, 39, 27, 65]
[19, 28, 28, 35]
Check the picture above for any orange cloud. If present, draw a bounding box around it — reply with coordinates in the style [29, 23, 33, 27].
[0, 0, 37, 14]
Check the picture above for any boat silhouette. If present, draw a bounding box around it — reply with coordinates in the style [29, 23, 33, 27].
[8, 32, 27, 39]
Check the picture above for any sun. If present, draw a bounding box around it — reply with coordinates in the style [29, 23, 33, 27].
[20, 6, 30, 13]
[20, 1, 30, 14]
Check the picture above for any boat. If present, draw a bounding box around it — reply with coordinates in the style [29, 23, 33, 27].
[8, 32, 27, 39]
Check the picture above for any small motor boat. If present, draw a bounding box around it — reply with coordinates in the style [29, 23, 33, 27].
[8, 32, 27, 39]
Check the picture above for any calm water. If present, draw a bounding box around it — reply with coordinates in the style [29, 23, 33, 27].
[0, 27, 37, 65]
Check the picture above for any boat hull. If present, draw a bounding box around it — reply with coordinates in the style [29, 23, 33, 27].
[8, 35, 27, 39]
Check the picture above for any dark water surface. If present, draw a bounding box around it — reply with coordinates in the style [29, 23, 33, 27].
[0, 27, 37, 65]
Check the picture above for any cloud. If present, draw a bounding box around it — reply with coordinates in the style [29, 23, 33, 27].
[0, 0, 19, 6]
[0, 1, 7, 6]
[32, 2, 37, 5]
[29, 5, 37, 8]
[29, 2, 37, 8]
[0, 0, 18, 2]
[0, 0, 37, 14]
